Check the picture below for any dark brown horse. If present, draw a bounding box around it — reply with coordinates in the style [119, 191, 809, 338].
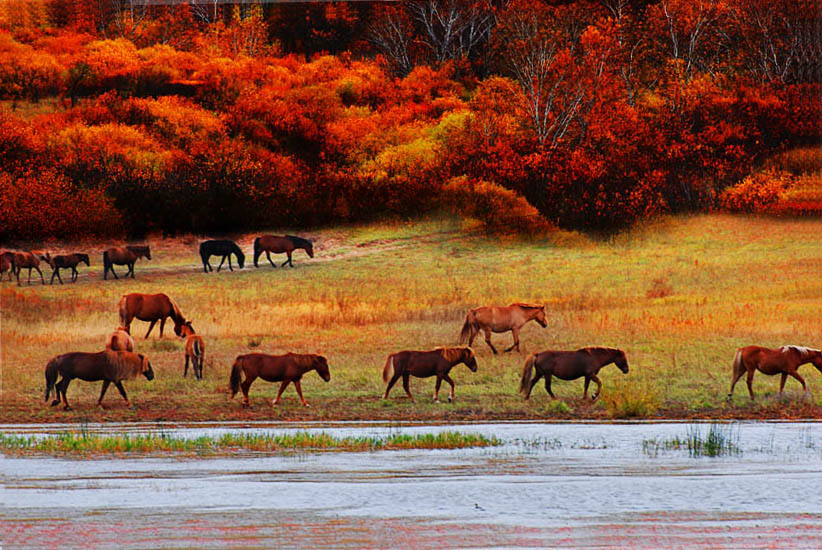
[43, 253, 90, 284]
[253, 235, 314, 268]
[44, 350, 154, 410]
[382, 347, 477, 403]
[728, 345, 822, 400]
[105, 326, 135, 352]
[200, 240, 245, 273]
[0, 251, 15, 281]
[179, 321, 205, 380]
[520, 347, 629, 401]
[229, 352, 330, 407]
[459, 303, 547, 353]
[13, 251, 45, 285]
[103, 245, 151, 279]
[118, 293, 186, 338]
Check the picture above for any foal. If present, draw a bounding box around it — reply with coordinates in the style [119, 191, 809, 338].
[382, 347, 477, 403]
[106, 326, 135, 352]
[179, 321, 205, 380]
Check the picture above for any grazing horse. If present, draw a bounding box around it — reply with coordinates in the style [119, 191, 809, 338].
[44, 350, 154, 410]
[382, 347, 478, 403]
[103, 245, 151, 279]
[253, 235, 314, 268]
[13, 251, 45, 286]
[0, 251, 15, 281]
[118, 293, 186, 338]
[728, 345, 822, 400]
[229, 352, 330, 407]
[459, 303, 547, 354]
[179, 321, 205, 380]
[43, 253, 90, 284]
[520, 347, 629, 401]
[105, 326, 135, 352]
[199, 240, 245, 273]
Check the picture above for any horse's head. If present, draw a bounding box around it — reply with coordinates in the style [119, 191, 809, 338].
[534, 306, 548, 328]
[305, 242, 314, 258]
[811, 350, 822, 373]
[40, 252, 53, 267]
[463, 347, 478, 372]
[614, 349, 629, 374]
[236, 248, 245, 269]
[138, 354, 155, 381]
[314, 355, 331, 382]
[179, 321, 194, 338]
[79, 254, 90, 266]
[173, 318, 186, 337]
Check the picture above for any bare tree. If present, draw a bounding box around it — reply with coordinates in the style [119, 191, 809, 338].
[730, 0, 801, 84]
[111, 0, 148, 40]
[368, 6, 415, 76]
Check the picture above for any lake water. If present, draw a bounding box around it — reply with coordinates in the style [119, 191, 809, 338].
[2, 421, 821, 549]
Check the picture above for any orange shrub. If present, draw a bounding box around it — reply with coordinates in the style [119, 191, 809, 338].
[719, 169, 794, 213]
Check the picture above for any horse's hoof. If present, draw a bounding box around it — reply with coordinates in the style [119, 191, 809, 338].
[63, 406, 72, 411]
[302, 403, 310, 408]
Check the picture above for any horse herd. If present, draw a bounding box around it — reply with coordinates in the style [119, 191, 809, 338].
[0, 234, 314, 285]
[40, 292, 822, 411]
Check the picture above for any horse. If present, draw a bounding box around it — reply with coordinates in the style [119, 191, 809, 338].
[253, 235, 314, 268]
[44, 350, 154, 410]
[520, 347, 629, 401]
[118, 293, 186, 339]
[13, 251, 45, 286]
[43, 253, 90, 284]
[103, 245, 151, 279]
[105, 326, 135, 352]
[229, 352, 330, 407]
[199, 240, 245, 273]
[459, 303, 547, 354]
[0, 251, 15, 282]
[382, 347, 477, 403]
[728, 345, 822, 400]
[179, 321, 205, 380]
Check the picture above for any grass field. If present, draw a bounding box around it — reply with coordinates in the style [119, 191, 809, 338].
[1, 214, 821, 423]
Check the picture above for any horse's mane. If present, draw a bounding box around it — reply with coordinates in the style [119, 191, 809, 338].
[509, 302, 543, 310]
[781, 345, 820, 358]
[168, 296, 185, 323]
[286, 235, 313, 248]
[437, 347, 472, 363]
[104, 351, 144, 381]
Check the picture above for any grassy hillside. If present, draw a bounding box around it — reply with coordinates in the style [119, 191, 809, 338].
[2, 214, 821, 422]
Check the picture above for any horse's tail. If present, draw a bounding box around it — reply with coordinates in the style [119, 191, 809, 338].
[253, 237, 261, 267]
[117, 295, 129, 327]
[102, 250, 110, 277]
[459, 311, 476, 344]
[229, 357, 243, 399]
[519, 354, 537, 396]
[44, 357, 59, 401]
[382, 354, 394, 384]
[732, 348, 744, 380]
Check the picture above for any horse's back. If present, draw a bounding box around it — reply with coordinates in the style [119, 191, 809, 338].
[55, 351, 108, 381]
[257, 235, 289, 253]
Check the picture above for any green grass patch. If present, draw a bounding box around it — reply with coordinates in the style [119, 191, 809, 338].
[642, 423, 741, 458]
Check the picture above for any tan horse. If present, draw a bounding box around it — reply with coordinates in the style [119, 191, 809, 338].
[459, 303, 547, 353]
[179, 321, 205, 380]
[728, 345, 822, 400]
[229, 353, 330, 407]
[44, 350, 154, 410]
[106, 326, 135, 352]
[382, 347, 477, 403]
[103, 245, 151, 279]
[118, 293, 186, 338]
[13, 251, 45, 285]
[0, 251, 15, 281]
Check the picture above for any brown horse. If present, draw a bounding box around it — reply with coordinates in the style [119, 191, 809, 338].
[118, 293, 186, 338]
[382, 347, 478, 403]
[253, 235, 314, 268]
[520, 347, 629, 401]
[728, 345, 822, 400]
[0, 251, 15, 281]
[13, 251, 45, 285]
[44, 350, 154, 410]
[103, 245, 151, 279]
[459, 303, 547, 353]
[43, 253, 90, 284]
[179, 321, 205, 380]
[105, 326, 135, 352]
[229, 352, 330, 407]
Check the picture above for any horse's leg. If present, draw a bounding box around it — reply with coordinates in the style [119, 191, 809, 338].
[228, 255, 233, 272]
[787, 370, 808, 395]
[144, 320, 157, 339]
[483, 329, 498, 354]
[55, 268, 63, 285]
[59, 378, 72, 410]
[27, 267, 32, 284]
[113, 381, 131, 407]
[383, 373, 401, 399]
[746, 368, 756, 400]
[728, 369, 746, 399]
[779, 373, 788, 396]
[583, 377, 591, 399]
[159, 318, 166, 338]
[433, 375, 443, 403]
[524, 372, 542, 400]
[544, 375, 556, 399]
[402, 374, 415, 403]
[131, 261, 137, 278]
[589, 374, 602, 401]
[110, 264, 119, 279]
[266, 251, 276, 268]
[505, 328, 520, 353]
[281, 251, 292, 268]
[216, 255, 226, 272]
[36, 266, 44, 285]
[293, 380, 309, 407]
[71, 267, 78, 282]
[97, 380, 111, 408]
[272, 380, 291, 406]
[240, 375, 256, 407]
[51, 377, 67, 407]
[443, 374, 456, 402]
[184, 355, 189, 377]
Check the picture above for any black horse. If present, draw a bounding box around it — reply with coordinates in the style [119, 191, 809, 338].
[200, 240, 245, 273]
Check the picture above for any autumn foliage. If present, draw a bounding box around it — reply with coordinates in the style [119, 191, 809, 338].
[0, 0, 818, 241]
